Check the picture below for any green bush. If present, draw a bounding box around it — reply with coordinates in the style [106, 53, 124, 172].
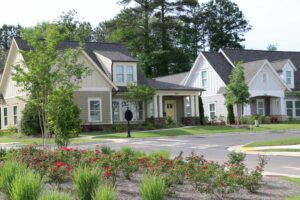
[10, 170, 42, 200]
[149, 150, 170, 160]
[0, 161, 27, 195]
[20, 103, 41, 135]
[73, 167, 101, 200]
[120, 146, 136, 156]
[264, 115, 271, 124]
[165, 116, 174, 125]
[258, 115, 264, 124]
[39, 190, 71, 200]
[112, 123, 126, 132]
[228, 152, 246, 165]
[93, 184, 118, 200]
[199, 96, 205, 125]
[249, 115, 256, 125]
[101, 146, 114, 155]
[0, 148, 6, 161]
[240, 116, 247, 125]
[139, 175, 166, 200]
[227, 104, 235, 124]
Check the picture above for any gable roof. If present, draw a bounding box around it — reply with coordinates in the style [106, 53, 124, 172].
[222, 48, 300, 90]
[202, 52, 233, 84]
[154, 72, 189, 85]
[242, 59, 267, 83]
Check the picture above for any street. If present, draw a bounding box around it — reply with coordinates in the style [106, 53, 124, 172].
[72, 130, 300, 177]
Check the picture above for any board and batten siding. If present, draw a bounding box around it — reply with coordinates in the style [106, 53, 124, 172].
[74, 91, 112, 125]
[202, 94, 227, 119]
[1, 97, 26, 128]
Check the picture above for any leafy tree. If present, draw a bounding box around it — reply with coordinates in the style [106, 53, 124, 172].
[225, 61, 250, 124]
[201, 0, 251, 51]
[0, 49, 8, 73]
[20, 103, 41, 136]
[125, 83, 156, 117]
[226, 104, 235, 124]
[198, 96, 205, 125]
[13, 23, 90, 148]
[266, 44, 277, 51]
[0, 24, 22, 50]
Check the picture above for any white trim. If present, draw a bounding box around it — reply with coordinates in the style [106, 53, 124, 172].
[88, 98, 102, 123]
[113, 63, 137, 86]
[248, 60, 291, 91]
[109, 91, 113, 124]
[78, 87, 111, 92]
[218, 49, 235, 67]
[2, 106, 8, 128]
[82, 50, 118, 91]
[13, 105, 18, 125]
[256, 99, 265, 116]
[286, 59, 297, 71]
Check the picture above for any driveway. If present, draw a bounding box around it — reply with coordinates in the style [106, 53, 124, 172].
[72, 130, 300, 177]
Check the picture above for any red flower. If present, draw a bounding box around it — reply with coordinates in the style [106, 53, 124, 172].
[201, 165, 206, 169]
[168, 160, 173, 165]
[55, 161, 66, 168]
[105, 166, 111, 171]
[93, 157, 97, 161]
[66, 166, 72, 171]
[105, 171, 111, 177]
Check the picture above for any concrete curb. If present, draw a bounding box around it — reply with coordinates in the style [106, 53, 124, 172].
[228, 145, 300, 157]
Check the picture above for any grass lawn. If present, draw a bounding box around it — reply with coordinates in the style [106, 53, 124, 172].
[245, 137, 300, 147]
[285, 178, 300, 200]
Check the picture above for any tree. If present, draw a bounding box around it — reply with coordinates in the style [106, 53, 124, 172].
[0, 49, 8, 73]
[225, 62, 250, 124]
[226, 104, 235, 124]
[266, 44, 277, 51]
[201, 0, 251, 51]
[13, 23, 90, 148]
[198, 96, 205, 125]
[125, 83, 156, 118]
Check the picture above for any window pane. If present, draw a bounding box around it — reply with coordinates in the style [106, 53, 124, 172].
[286, 101, 293, 109]
[209, 104, 215, 112]
[296, 101, 300, 109]
[13, 106, 17, 115]
[210, 112, 215, 120]
[296, 109, 300, 117]
[287, 109, 293, 117]
[201, 71, 207, 87]
[126, 66, 134, 83]
[90, 101, 100, 111]
[137, 101, 143, 120]
[286, 71, 291, 84]
[116, 65, 124, 83]
[112, 101, 119, 121]
[4, 108, 7, 116]
[90, 111, 100, 121]
[201, 71, 207, 79]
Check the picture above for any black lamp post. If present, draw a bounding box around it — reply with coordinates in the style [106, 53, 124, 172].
[125, 108, 133, 137]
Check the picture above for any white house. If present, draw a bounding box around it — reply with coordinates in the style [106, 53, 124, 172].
[156, 48, 300, 121]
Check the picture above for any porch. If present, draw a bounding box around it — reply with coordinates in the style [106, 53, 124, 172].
[149, 91, 200, 124]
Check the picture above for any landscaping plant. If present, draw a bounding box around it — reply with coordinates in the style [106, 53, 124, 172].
[93, 184, 118, 200]
[39, 190, 71, 200]
[139, 175, 166, 200]
[73, 166, 101, 200]
[10, 169, 42, 200]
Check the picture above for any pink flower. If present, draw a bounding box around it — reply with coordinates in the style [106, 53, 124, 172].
[105, 171, 111, 177]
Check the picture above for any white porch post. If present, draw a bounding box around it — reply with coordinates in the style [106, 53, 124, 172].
[159, 95, 163, 117]
[280, 97, 286, 115]
[153, 95, 158, 118]
[195, 95, 199, 117]
[190, 95, 195, 117]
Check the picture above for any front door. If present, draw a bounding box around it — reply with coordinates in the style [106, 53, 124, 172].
[164, 100, 176, 122]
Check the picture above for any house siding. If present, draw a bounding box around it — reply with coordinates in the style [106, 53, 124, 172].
[202, 94, 227, 119]
[1, 97, 26, 128]
[74, 91, 112, 125]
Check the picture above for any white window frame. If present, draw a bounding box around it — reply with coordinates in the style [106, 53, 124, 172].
[126, 65, 134, 83]
[13, 106, 17, 125]
[88, 98, 102, 123]
[285, 70, 292, 85]
[295, 101, 300, 117]
[116, 65, 125, 84]
[112, 99, 144, 122]
[114, 64, 136, 85]
[208, 103, 216, 120]
[257, 99, 265, 116]
[3, 107, 8, 127]
[201, 71, 208, 88]
[286, 100, 294, 118]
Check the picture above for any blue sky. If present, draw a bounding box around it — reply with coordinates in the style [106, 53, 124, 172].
[1, 0, 299, 51]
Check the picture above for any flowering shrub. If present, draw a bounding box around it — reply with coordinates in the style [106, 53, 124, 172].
[47, 161, 72, 184]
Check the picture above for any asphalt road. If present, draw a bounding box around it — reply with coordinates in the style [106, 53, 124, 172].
[72, 130, 300, 177]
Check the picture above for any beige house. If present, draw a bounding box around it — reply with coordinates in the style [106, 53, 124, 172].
[0, 38, 203, 131]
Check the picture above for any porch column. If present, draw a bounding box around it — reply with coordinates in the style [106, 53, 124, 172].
[159, 95, 163, 117]
[153, 95, 158, 118]
[280, 97, 286, 115]
[195, 95, 199, 117]
[190, 95, 195, 117]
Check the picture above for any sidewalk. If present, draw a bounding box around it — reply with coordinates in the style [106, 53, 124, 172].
[228, 144, 300, 157]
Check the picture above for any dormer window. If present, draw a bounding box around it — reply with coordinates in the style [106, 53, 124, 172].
[116, 65, 124, 83]
[285, 70, 292, 85]
[126, 66, 134, 83]
[114, 63, 137, 85]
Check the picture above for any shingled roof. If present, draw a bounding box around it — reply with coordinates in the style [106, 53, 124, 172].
[154, 72, 189, 85]
[222, 48, 300, 90]
[14, 37, 202, 92]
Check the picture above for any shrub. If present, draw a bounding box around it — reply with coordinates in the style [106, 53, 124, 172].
[101, 146, 114, 155]
[47, 161, 73, 184]
[227, 104, 235, 124]
[112, 123, 126, 132]
[120, 146, 136, 156]
[149, 150, 170, 161]
[228, 152, 246, 165]
[93, 184, 118, 200]
[73, 166, 101, 200]
[258, 115, 264, 124]
[0, 148, 6, 161]
[20, 103, 41, 135]
[0, 161, 27, 195]
[39, 190, 71, 200]
[240, 116, 247, 125]
[165, 116, 174, 125]
[264, 115, 271, 124]
[139, 175, 166, 200]
[249, 115, 256, 125]
[10, 170, 42, 200]
[199, 96, 205, 125]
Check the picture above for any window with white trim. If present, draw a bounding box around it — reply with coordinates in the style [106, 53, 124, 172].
[13, 106, 17, 125]
[88, 98, 102, 122]
[116, 65, 124, 83]
[3, 107, 8, 126]
[286, 101, 293, 117]
[209, 103, 216, 120]
[126, 66, 134, 83]
[112, 100, 143, 122]
[201, 71, 208, 87]
[257, 100, 264, 115]
[285, 70, 292, 85]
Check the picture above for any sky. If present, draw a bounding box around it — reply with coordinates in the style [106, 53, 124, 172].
[1, 0, 300, 51]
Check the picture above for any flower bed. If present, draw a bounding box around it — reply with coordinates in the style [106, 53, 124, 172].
[0, 145, 297, 199]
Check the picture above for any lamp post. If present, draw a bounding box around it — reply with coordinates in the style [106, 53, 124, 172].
[125, 108, 133, 137]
